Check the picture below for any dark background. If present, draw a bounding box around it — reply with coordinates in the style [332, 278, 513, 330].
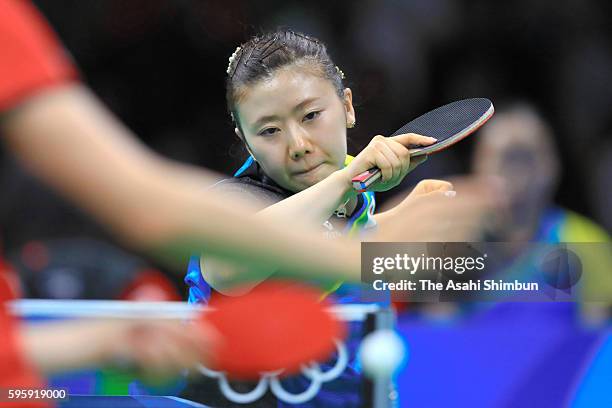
[1, 0, 610, 294]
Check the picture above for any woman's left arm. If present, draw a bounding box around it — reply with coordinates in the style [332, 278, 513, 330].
[257, 169, 355, 226]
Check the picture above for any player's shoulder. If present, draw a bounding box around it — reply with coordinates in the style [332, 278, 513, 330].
[561, 209, 610, 242]
[210, 177, 286, 209]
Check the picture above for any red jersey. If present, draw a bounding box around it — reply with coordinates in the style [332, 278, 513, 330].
[0, 265, 49, 408]
[0, 1, 76, 404]
[0, 0, 77, 112]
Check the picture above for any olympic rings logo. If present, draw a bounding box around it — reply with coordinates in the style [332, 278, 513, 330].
[196, 340, 348, 405]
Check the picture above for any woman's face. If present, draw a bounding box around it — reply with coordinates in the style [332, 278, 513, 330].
[234, 67, 355, 192]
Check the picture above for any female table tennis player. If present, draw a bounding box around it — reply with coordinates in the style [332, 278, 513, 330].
[185, 29, 454, 297]
[183, 29, 458, 407]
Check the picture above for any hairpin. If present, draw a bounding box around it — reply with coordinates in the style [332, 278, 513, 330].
[226, 46, 242, 75]
[335, 66, 345, 80]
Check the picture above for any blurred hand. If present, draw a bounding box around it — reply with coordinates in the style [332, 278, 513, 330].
[408, 179, 454, 197]
[372, 177, 506, 242]
[340, 133, 435, 192]
[23, 317, 219, 379]
[105, 319, 218, 379]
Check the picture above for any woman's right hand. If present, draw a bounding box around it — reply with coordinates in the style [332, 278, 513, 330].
[372, 177, 506, 242]
[341, 133, 437, 192]
[409, 179, 455, 197]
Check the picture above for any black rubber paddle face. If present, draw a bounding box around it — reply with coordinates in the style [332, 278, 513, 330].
[351, 98, 494, 191]
[392, 98, 494, 156]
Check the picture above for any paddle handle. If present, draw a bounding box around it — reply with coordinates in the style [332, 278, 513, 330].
[351, 148, 426, 192]
[351, 169, 381, 192]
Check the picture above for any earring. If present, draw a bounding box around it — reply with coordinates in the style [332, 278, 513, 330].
[347, 120, 356, 129]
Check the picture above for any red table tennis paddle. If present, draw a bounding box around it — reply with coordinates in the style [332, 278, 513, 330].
[352, 98, 495, 192]
[198, 281, 346, 380]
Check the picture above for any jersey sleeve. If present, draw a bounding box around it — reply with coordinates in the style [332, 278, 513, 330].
[0, 0, 78, 113]
[211, 178, 284, 211]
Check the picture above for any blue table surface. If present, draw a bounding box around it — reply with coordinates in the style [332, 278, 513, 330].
[58, 395, 211, 408]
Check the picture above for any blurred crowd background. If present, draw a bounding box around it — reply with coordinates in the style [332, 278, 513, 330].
[1, 0, 610, 299]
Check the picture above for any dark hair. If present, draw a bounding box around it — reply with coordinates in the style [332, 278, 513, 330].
[225, 29, 345, 128]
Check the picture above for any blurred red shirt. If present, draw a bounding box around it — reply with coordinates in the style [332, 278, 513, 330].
[0, 0, 77, 112]
[0, 1, 77, 406]
[0, 264, 49, 408]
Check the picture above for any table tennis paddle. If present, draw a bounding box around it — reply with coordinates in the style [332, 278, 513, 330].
[352, 98, 494, 192]
[198, 281, 346, 380]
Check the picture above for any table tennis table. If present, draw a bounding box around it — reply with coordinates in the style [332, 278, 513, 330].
[11, 299, 397, 408]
